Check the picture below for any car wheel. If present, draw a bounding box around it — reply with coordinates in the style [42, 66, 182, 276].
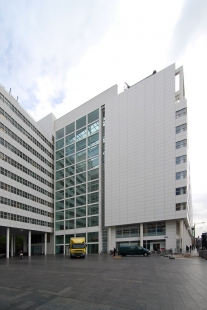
[143, 253, 148, 257]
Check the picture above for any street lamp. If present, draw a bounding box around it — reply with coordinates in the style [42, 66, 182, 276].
[194, 222, 205, 238]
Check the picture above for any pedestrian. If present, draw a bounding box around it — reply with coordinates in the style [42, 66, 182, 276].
[113, 248, 116, 257]
[19, 250, 23, 259]
[190, 245, 192, 253]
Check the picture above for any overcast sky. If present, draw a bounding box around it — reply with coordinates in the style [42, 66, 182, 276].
[0, 0, 207, 236]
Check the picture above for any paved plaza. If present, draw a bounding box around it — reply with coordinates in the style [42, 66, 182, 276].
[0, 254, 207, 310]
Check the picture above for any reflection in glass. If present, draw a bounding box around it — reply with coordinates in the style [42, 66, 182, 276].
[88, 121, 99, 135]
[66, 122, 75, 135]
[56, 138, 64, 150]
[56, 128, 64, 140]
[88, 133, 99, 146]
[88, 145, 99, 158]
[65, 144, 75, 156]
[65, 133, 75, 146]
[76, 150, 86, 163]
[88, 157, 99, 170]
[88, 109, 99, 124]
[76, 127, 87, 141]
[76, 116, 86, 130]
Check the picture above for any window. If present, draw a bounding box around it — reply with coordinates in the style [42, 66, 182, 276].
[65, 165, 75, 177]
[88, 157, 99, 170]
[76, 127, 86, 141]
[56, 128, 64, 140]
[88, 232, 98, 242]
[76, 161, 86, 173]
[56, 235, 64, 244]
[76, 217, 86, 228]
[88, 145, 99, 158]
[65, 219, 74, 230]
[88, 204, 99, 216]
[88, 180, 99, 193]
[65, 176, 75, 188]
[176, 202, 187, 211]
[176, 123, 187, 134]
[56, 138, 64, 150]
[76, 172, 86, 184]
[76, 116, 86, 130]
[65, 209, 74, 219]
[55, 200, 64, 211]
[56, 190, 64, 201]
[65, 155, 75, 167]
[176, 108, 187, 118]
[88, 168, 99, 181]
[88, 192, 99, 204]
[76, 184, 86, 195]
[88, 121, 99, 135]
[88, 216, 99, 227]
[176, 155, 187, 165]
[76, 195, 86, 206]
[88, 133, 99, 146]
[176, 171, 187, 180]
[76, 206, 86, 217]
[66, 123, 75, 135]
[56, 180, 64, 191]
[76, 139, 86, 151]
[65, 144, 75, 156]
[56, 221, 64, 231]
[56, 169, 64, 181]
[88, 109, 99, 124]
[55, 211, 64, 221]
[65, 187, 75, 198]
[65, 133, 75, 146]
[65, 198, 75, 209]
[76, 150, 86, 163]
[56, 159, 64, 171]
[176, 187, 187, 195]
[176, 139, 187, 149]
[56, 149, 64, 160]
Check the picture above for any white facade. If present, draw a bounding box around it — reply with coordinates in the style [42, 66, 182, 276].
[0, 63, 193, 257]
[0, 84, 54, 257]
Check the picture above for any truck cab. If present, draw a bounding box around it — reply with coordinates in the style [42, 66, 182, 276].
[70, 237, 86, 258]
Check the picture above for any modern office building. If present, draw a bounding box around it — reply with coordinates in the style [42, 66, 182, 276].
[0, 63, 193, 257]
[0, 85, 54, 257]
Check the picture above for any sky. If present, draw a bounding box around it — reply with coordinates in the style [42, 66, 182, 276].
[0, 0, 207, 237]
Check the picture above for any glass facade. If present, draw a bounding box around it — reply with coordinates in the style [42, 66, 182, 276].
[55, 109, 100, 252]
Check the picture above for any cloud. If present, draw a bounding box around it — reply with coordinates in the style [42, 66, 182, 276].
[0, 0, 118, 115]
[168, 0, 207, 61]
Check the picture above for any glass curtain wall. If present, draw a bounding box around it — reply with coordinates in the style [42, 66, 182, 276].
[55, 109, 100, 254]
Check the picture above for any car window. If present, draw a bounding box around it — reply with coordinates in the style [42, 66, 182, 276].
[138, 246, 142, 249]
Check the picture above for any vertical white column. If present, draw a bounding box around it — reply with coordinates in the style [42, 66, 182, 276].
[98, 107, 103, 253]
[45, 233, 47, 255]
[180, 219, 183, 251]
[140, 223, 143, 247]
[11, 233, 13, 257]
[13, 235, 16, 255]
[6, 228, 10, 258]
[28, 230, 31, 257]
[107, 227, 111, 252]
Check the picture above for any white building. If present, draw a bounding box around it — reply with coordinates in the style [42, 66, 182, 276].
[54, 64, 193, 254]
[0, 84, 54, 257]
[0, 63, 193, 257]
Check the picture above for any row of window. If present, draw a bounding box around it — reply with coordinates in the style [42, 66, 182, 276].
[56, 166, 99, 184]
[0, 196, 53, 217]
[56, 191, 99, 206]
[0, 107, 53, 159]
[32, 234, 50, 244]
[176, 202, 187, 211]
[56, 145, 99, 170]
[0, 122, 53, 169]
[176, 123, 187, 134]
[56, 216, 99, 231]
[55, 232, 98, 244]
[176, 155, 186, 165]
[176, 186, 187, 195]
[0, 211, 53, 227]
[56, 157, 99, 177]
[56, 109, 99, 141]
[0, 166, 53, 198]
[55, 204, 99, 220]
[56, 179, 98, 193]
[0, 137, 53, 178]
[116, 222, 166, 238]
[176, 170, 187, 180]
[0, 92, 53, 149]
[176, 108, 187, 118]
[176, 139, 187, 149]
[0, 152, 53, 189]
[0, 181, 53, 208]
[56, 121, 99, 151]
[56, 198, 99, 211]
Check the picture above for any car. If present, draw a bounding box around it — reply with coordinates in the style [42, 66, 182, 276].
[118, 245, 150, 257]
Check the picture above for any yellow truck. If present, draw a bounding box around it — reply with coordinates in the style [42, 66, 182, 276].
[69, 237, 86, 258]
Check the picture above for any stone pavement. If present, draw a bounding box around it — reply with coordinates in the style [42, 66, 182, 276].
[0, 254, 207, 310]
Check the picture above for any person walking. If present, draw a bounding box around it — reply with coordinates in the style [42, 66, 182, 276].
[190, 245, 192, 253]
[19, 250, 23, 259]
[113, 248, 116, 257]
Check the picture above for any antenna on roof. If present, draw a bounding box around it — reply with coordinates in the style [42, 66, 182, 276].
[9, 88, 11, 94]
[124, 82, 130, 90]
[17, 96, 18, 101]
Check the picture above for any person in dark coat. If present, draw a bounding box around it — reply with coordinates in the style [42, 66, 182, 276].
[113, 248, 116, 257]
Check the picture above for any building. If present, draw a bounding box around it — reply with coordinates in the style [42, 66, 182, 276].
[0, 84, 54, 257]
[0, 63, 193, 257]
